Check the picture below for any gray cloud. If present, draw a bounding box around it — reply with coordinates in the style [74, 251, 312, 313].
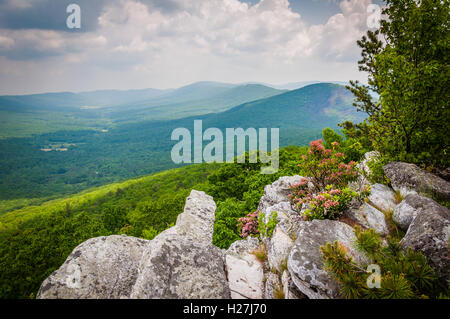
[0, 0, 183, 32]
[0, 0, 376, 94]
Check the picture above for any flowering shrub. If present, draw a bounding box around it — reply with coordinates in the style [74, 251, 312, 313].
[288, 177, 310, 206]
[237, 210, 279, 239]
[301, 186, 357, 221]
[237, 211, 259, 238]
[300, 139, 357, 190]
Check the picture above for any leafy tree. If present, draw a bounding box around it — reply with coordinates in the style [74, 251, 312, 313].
[347, 0, 450, 167]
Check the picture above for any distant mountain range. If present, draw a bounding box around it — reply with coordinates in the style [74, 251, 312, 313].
[0, 82, 366, 200]
[0, 80, 351, 112]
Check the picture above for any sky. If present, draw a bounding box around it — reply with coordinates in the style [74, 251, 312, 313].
[0, 0, 385, 95]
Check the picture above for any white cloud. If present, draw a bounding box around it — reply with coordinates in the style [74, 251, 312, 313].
[0, 0, 375, 94]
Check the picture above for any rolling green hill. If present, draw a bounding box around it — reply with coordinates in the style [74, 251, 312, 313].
[0, 82, 284, 138]
[0, 83, 364, 202]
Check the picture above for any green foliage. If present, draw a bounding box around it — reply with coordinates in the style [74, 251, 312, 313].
[347, 0, 450, 167]
[323, 127, 370, 163]
[321, 226, 444, 299]
[141, 227, 159, 240]
[289, 138, 359, 221]
[257, 211, 279, 239]
[0, 163, 216, 299]
[365, 156, 390, 185]
[211, 146, 308, 249]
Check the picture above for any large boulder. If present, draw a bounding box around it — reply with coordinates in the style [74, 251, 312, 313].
[130, 233, 229, 298]
[37, 235, 149, 299]
[394, 193, 438, 231]
[368, 183, 397, 212]
[225, 237, 264, 299]
[287, 220, 368, 299]
[401, 198, 450, 285]
[383, 162, 450, 201]
[345, 202, 389, 235]
[37, 190, 230, 299]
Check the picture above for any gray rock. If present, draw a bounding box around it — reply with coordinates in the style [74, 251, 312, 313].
[281, 270, 306, 299]
[394, 193, 438, 231]
[261, 201, 301, 240]
[345, 202, 389, 235]
[287, 220, 368, 299]
[130, 233, 229, 298]
[267, 226, 294, 273]
[368, 183, 397, 212]
[401, 198, 450, 285]
[225, 237, 264, 299]
[383, 162, 450, 201]
[264, 272, 283, 299]
[38, 190, 230, 299]
[257, 175, 304, 212]
[172, 189, 217, 244]
[37, 235, 149, 299]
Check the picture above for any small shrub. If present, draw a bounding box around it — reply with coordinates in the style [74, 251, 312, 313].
[288, 177, 310, 206]
[320, 226, 444, 299]
[258, 211, 278, 238]
[290, 140, 359, 221]
[365, 156, 390, 185]
[238, 210, 279, 240]
[237, 211, 259, 238]
[299, 186, 357, 221]
[300, 139, 358, 191]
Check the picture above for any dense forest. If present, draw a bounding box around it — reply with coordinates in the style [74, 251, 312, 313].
[0, 83, 363, 204]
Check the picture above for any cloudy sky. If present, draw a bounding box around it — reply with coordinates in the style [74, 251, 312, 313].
[0, 0, 384, 94]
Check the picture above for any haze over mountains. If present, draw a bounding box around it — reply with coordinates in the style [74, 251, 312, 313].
[0, 82, 365, 203]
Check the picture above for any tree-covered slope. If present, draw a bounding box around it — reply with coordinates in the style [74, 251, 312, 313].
[0, 83, 364, 201]
[0, 145, 308, 299]
[0, 82, 285, 138]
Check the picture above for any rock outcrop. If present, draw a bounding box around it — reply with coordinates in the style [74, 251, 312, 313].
[37, 153, 450, 300]
[257, 175, 304, 213]
[393, 193, 437, 231]
[287, 220, 369, 299]
[383, 162, 450, 201]
[345, 202, 389, 235]
[266, 226, 294, 273]
[401, 198, 450, 286]
[225, 237, 264, 299]
[37, 235, 149, 299]
[368, 183, 397, 212]
[356, 151, 381, 188]
[37, 190, 230, 299]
